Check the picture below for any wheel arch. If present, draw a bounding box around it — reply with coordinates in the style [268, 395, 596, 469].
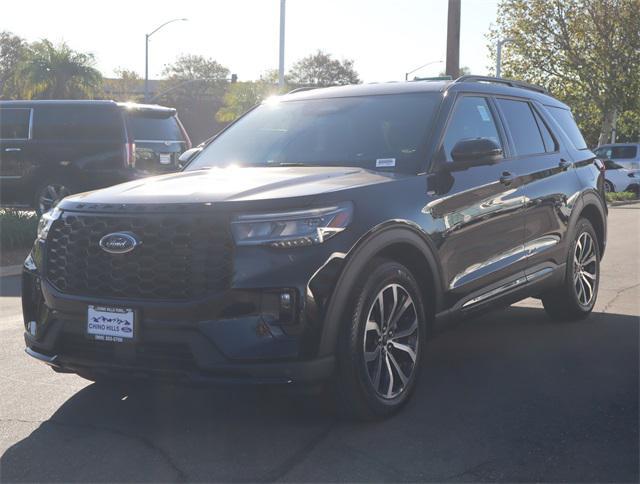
[576, 191, 607, 257]
[317, 221, 444, 356]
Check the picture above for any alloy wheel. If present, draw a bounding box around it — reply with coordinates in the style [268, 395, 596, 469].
[573, 232, 598, 306]
[604, 180, 613, 194]
[363, 283, 419, 399]
[38, 184, 70, 214]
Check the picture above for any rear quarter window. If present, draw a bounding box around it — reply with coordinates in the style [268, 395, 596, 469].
[125, 112, 182, 141]
[547, 106, 588, 150]
[33, 105, 123, 142]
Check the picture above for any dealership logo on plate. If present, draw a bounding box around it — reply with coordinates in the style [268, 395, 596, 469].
[99, 232, 140, 254]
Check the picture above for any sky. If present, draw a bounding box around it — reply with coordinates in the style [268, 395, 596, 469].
[1, 0, 499, 82]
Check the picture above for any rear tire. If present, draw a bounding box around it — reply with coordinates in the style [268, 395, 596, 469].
[603, 180, 614, 194]
[34, 178, 74, 215]
[334, 258, 427, 420]
[541, 219, 600, 321]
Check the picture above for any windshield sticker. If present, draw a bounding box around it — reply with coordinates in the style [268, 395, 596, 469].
[376, 158, 396, 168]
[477, 105, 491, 122]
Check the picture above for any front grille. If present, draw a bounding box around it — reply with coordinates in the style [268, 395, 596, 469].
[46, 211, 233, 300]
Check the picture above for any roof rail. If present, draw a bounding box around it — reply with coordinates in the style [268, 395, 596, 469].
[286, 86, 318, 94]
[453, 75, 549, 95]
[410, 76, 453, 82]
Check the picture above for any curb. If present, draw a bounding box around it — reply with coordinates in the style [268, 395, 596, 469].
[608, 199, 640, 207]
[0, 265, 23, 278]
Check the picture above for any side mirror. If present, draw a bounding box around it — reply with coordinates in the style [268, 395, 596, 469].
[448, 138, 503, 170]
[178, 147, 202, 164]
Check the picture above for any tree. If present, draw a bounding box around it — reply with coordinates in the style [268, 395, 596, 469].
[104, 67, 142, 102]
[15, 40, 102, 99]
[288, 50, 360, 87]
[157, 55, 231, 144]
[487, 0, 640, 146]
[0, 31, 28, 98]
[216, 81, 278, 123]
[160, 54, 229, 99]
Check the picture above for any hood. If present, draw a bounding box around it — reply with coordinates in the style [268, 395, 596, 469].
[63, 166, 401, 206]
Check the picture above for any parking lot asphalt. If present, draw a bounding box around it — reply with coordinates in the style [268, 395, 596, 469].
[0, 206, 638, 483]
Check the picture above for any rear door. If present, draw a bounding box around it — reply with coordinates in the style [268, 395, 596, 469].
[495, 98, 583, 276]
[0, 107, 33, 205]
[124, 109, 190, 173]
[427, 94, 528, 305]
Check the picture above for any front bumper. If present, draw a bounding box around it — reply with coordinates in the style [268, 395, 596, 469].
[22, 258, 339, 385]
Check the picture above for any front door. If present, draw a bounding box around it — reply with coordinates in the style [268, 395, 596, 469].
[426, 94, 528, 307]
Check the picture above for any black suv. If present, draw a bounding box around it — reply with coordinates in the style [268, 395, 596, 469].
[0, 100, 190, 213]
[22, 76, 607, 419]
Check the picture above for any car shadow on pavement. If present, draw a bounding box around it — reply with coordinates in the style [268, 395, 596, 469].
[1, 306, 638, 483]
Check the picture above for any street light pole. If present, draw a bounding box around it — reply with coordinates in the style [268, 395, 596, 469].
[405, 60, 443, 81]
[145, 34, 149, 102]
[278, 0, 286, 89]
[144, 18, 188, 102]
[496, 38, 514, 78]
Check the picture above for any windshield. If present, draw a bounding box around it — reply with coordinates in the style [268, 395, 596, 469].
[186, 93, 441, 172]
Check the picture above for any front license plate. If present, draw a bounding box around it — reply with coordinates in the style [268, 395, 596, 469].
[159, 153, 172, 165]
[87, 305, 135, 342]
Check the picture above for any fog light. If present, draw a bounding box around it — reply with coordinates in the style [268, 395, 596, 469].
[27, 321, 37, 336]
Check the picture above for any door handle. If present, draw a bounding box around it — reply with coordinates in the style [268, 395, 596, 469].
[558, 159, 571, 170]
[4, 148, 21, 152]
[499, 171, 515, 186]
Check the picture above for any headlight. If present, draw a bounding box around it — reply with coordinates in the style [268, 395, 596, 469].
[36, 207, 61, 241]
[232, 202, 353, 248]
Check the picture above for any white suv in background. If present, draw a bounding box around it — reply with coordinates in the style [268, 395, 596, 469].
[595, 143, 640, 170]
[602, 159, 639, 194]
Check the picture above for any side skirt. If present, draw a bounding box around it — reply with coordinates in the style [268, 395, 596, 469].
[434, 263, 565, 329]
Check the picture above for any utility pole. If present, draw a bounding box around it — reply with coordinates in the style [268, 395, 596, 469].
[278, 0, 286, 89]
[445, 0, 461, 79]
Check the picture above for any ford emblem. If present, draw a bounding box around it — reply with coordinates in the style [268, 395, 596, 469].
[99, 232, 140, 254]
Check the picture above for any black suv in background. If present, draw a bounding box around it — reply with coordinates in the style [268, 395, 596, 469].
[0, 100, 190, 213]
[22, 76, 607, 419]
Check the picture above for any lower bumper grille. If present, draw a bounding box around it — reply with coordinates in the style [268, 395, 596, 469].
[57, 333, 197, 371]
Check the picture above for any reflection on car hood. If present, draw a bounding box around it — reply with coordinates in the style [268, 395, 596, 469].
[63, 166, 402, 205]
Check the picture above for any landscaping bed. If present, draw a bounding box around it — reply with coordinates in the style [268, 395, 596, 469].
[0, 209, 37, 267]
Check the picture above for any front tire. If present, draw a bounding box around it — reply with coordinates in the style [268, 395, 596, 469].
[541, 219, 600, 321]
[334, 258, 427, 420]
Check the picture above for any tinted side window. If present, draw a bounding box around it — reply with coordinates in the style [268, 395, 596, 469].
[34, 105, 123, 142]
[547, 106, 587, 150]
[442, 96, 503, 161]
[496, 99, 545, 156]
[532, 107, 557, 152]
[610, 146, 638, 159]
[0, 108, 31, 139]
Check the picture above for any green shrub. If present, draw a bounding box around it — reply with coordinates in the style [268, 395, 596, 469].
[606, 191, 637, 203]
[0, 209, 38, 251]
